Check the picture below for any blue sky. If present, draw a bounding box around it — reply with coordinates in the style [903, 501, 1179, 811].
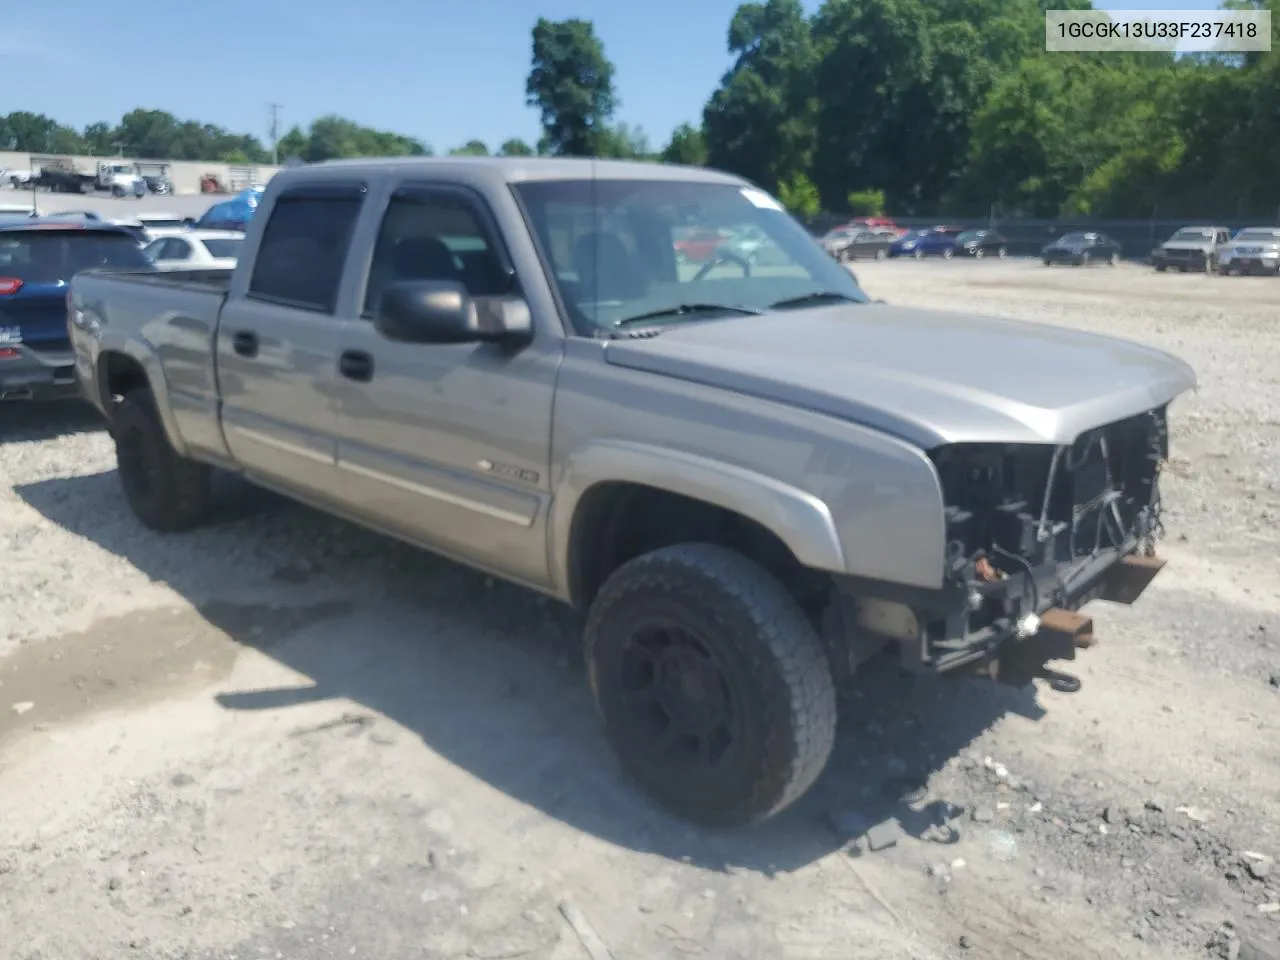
[3, 0, 1225, 154]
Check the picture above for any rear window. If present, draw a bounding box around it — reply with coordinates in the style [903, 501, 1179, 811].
[0, 230, 151, 283]
[201, 238, 243, 258]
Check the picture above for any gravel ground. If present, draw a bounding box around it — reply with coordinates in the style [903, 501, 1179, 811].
[1, 258, 1278, 960]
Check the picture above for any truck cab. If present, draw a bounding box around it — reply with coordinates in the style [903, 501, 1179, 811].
[96, 161, 146, 198]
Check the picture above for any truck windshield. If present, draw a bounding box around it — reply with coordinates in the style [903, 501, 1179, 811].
[512, 178, 868, 334]
[1170, 229, 1213, 242]
[0, 230, 150, 283]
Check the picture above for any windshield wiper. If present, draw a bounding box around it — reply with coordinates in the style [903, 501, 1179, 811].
[614, 303, 762, 327]
[768, 291, 864, 309]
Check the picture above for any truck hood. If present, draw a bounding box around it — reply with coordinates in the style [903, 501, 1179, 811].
[1160, 241, 1212, 252]
[603, 304, 1197, 448]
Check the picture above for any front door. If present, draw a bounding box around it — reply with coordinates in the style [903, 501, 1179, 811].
[216, 183, 366, 504]
[331, 182, 560, 589]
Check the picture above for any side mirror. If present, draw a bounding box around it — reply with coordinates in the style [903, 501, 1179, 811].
[374, 280, 532, 346]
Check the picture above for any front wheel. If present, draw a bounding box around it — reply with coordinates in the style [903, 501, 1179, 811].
[997, 246, 1008, 259]
[874, 247, 887, 260]
[974, 247, 985, 259]
[112, 388, 214, 532]
[1079, 252, 1091, 267]
[912, 248, 924, 261]
[942, 247, 954, 260]
[1108, 252, 1119, 266]
[584, 543, 838, 826]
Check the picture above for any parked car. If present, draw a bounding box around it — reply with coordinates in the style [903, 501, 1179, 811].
[143, 230, 243, 269]
[134, 212, 194, 242]
[1150, 226, 1230, 273]
[1042, 232, 1122, 266]
[674, 228, 728, 264]
[890, 226, 964, 259]
[955, 229, 1009, 259]
[828, 228, 894, 262]
[1216, 227, 1280, 276]
[69, 157, 1194, 827]
[720, 224, 771, 264]
[0, 219, 152, 402]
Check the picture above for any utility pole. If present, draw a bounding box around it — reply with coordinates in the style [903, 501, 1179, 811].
[267, 102, 282, 165]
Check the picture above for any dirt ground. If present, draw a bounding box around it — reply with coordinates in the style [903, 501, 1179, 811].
[1, 259, 1278, 960]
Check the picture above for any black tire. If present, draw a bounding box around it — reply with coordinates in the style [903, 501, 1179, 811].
[112, 388, 213, 532]
[998, 246, 1008, 259]
[912, 248, 924, 260]
[874, 247, 887, 260]
[942, 247, 954, 260]
[584, 543, 837, 827]
[1079, 251, 1091, 266]
[973, 247, 985, 259]
[1108, 252, 1119, 266]
[1155, 263, 1167, 272]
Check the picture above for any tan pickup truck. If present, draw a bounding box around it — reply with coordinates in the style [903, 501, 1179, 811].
[69, 157, 1196, 826]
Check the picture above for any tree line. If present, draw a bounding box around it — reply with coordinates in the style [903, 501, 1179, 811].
[5, 0, 1277, 218]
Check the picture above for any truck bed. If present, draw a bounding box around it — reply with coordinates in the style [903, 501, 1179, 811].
[71, 267, 235, 457]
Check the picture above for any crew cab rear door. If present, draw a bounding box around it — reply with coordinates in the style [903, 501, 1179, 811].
[330, 181, 559, 588]
[214, 182, 366, 505]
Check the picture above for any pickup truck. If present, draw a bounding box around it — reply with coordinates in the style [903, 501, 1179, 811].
[1151, 225, 1232, 273]
[69, 157, 1196, 826]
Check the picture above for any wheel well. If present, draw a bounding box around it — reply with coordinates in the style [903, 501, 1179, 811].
[98, 352, 149, 413]
[567, 482, 830, 612]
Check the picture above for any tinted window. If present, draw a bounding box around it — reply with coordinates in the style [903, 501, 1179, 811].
[248, 192, 362, 312]
[514, 178, 866, 335]
[0, 230, 150, 282]
[202, 238, 242, 258]
[363, 190, 511, 316]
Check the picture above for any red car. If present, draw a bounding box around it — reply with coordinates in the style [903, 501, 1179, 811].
[674, 229, 729, 263]
[842, 217, 905, 237]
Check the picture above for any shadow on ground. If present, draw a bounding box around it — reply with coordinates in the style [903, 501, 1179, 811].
[16, 468, 1046, 875]
[0, 400, 105, 442]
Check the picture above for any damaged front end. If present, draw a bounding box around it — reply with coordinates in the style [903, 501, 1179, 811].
[825, 406, 1172, 691]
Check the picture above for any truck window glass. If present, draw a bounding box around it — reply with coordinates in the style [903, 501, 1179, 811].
[248, 194, 362, 312]
[512, 179, 865, 335]
[363, 193, 510, 316]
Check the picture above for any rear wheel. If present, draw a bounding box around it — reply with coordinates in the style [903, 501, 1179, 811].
[112, 388, 213, 532]
[1155, 263, 1167, 272]
[942, 247, 954, 260]
[974, 247, 985, 259]
[998, 246, 1008, 259]
[874, 247, 887, 260]
[1108, 252, 1119, 266]
[1079, 251, 1091, 267]
[584, 543, 838, 826]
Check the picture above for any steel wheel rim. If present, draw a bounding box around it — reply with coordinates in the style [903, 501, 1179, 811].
[617, 619, 741, 772]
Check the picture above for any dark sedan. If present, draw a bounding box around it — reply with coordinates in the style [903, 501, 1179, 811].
[1042, 232, 1121, 266]
[955, 229, 1009, 259]
[889, 226, 965, 259]
[827, 228, 895, 262]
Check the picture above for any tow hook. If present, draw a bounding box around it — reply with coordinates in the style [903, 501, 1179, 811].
[987, 607, 1094, 689]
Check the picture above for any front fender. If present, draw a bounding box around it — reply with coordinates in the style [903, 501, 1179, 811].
[549, 439, 847, 598]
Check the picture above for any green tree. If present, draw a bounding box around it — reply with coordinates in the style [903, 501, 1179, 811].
[596, 123, 653, 159]
[0, 111, 85, 153]
[660, 123, 707, 165]
[526, 17, 619, 156]
[703, 0, 818, 193]
[276, 126, 309, 162]
[498, 138, 535, 156]
[776, 172, 821, 218]
[450, 139, 490, 155]
[846, 188, 885, 216]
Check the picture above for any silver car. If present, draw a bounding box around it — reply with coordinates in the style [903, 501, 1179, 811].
[1217, 227, 1280, 276]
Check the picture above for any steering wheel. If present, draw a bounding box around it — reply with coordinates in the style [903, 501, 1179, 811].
[693, 250, 751, 281]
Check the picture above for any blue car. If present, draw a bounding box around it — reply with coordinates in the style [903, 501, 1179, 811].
[0, 219, 151, 402]
[889, 226, 965, 260]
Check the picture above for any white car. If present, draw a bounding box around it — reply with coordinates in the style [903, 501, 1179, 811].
[135, 212, 191, 240]
[142, 229, 243, 269]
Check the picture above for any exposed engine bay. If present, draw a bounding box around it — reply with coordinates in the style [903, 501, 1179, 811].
[824, 406, 1171, 689]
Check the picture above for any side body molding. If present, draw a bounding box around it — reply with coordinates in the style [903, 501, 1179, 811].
[549, 439, 847, 597]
